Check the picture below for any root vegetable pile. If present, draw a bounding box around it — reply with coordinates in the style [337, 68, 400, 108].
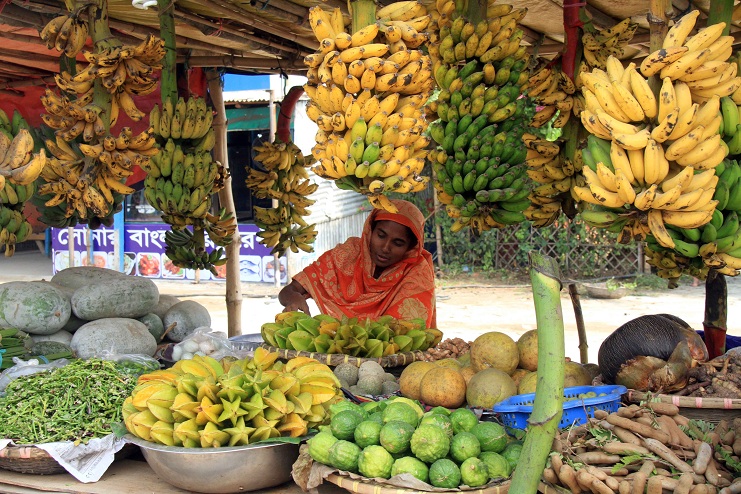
[542, 402, 739, 492]
[684, 353, 741, 399]
[421, 337, 471, 361]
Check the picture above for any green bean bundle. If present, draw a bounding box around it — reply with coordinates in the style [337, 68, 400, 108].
[0, 359, 137, 444]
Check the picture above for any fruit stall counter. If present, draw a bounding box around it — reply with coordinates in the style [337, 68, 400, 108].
[0, 459, 347, 494]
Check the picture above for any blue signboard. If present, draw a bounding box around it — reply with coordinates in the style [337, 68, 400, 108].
[50, 223, 286, 283]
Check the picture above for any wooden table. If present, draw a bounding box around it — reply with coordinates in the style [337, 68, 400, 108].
[0, 459, 348, 494]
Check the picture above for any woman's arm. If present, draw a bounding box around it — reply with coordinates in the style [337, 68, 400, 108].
[278, 279, 311, 314]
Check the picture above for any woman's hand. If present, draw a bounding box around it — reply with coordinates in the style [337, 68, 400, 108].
[278, 280, 311, 315]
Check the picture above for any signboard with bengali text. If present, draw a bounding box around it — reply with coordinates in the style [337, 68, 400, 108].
[50, 223, 286, 283]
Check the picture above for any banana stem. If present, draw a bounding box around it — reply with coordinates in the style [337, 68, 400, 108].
[703, 270, 728, 358]
[562, 0, 582, 80]
[708, 0, 734, 35]
[508, 252, 565, 494]
[466, 0, 485, 25]
[647, 0, 671, 94]
[157, 0, 178, 109]
[350, 0, 375, 33]
[88, 0, 114, 132]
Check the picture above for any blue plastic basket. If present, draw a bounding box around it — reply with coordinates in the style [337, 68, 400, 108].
[492, 385, 626, 430]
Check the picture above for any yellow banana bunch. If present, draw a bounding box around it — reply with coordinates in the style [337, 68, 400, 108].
[150, 97, 214, 143]
[245, 139, 319, 255]
[577, 59, 723, 245]
[526, 65, 577, 128]
[640, 14, 740, 103]
[40, 13, 89, 58]
[304, 4, 433, 212]
[580, 18, 638, 70]
[523, 133, 584, 227]
[41, 89, 107, 143]
[643, 245, 698, 288]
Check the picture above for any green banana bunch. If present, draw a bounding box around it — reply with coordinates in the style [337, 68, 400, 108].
[164, 226, 227, 277]
[720, 96, 741, 156]
[429, 3, 535, 235]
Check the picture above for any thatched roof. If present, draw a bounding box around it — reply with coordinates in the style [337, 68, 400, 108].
[0, 0, 738, 93]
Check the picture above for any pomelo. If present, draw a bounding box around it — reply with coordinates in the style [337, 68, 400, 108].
[465, 368, 517, 408]
[419, 366, 467, 409]
[398, 361, 437, 401]
[517, 330, 538, 371]
[470, 332, 519, 374]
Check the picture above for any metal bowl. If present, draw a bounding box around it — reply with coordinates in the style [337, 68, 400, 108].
[124, 434, 299, 493]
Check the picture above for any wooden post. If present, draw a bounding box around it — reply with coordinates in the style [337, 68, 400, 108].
[568, 283, 588, 363]
[207, 69, 243, 338]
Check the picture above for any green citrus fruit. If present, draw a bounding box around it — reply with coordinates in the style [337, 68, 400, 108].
[450, 408, 478, 434]
[379, 420, 415, 454]
[307, 430, 338, 465]
[479, 451, 511, 478]
[358, 445, 394, 479]
[354, 420, 382, 449]
[502, 442, 523, 471]
[460, 457, 489, 487]
[368, 411, 384, 424]
[428, 458, 462, 489]
[428, 406, 451, 416]
[410, 424, 450, 463]
[470, 421, 508, 453]
[330, 409, 363, 440]
[382, 402, 419, 428]
[391, 456, 429, 483]
[328, 440, 362, 472]
[419, 413, 454, 437]
[450, 431, 481, 463]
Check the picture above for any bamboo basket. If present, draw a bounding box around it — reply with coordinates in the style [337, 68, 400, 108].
[626, 390, 741, 423]
[0, 442, 137, 475]
[325, 473, 511, 494]
[0, 445, 65, 475]
[260, 344, 426, 368]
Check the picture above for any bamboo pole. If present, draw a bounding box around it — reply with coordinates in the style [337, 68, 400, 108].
[178, 55, 305, 72]
[207, 68, 243, 338]
[509, 252, 565, 494]
[648, 0, 671, 53]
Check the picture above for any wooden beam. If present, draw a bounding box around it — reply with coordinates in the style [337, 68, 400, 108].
[200, 0, 318, 49]
[173, 8, 308, 57]
[179, 55, 305, 71]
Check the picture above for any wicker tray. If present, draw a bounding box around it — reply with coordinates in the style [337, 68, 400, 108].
[326, 473, 511, 494]
[626, 390, 741, 423]
[260, 344, 425, 368]
[0, 445, 65, 475]
[0, 442, 137, 475]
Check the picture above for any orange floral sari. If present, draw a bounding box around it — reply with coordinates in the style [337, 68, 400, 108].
[293, 200, 437, 327]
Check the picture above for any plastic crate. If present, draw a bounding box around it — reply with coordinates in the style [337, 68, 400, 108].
[492, 385, 626, 430]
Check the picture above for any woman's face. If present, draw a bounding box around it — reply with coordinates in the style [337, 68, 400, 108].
[369, 220, 415, 270]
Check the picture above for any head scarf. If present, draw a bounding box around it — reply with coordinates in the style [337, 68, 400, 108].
[293, 199, 437, 327]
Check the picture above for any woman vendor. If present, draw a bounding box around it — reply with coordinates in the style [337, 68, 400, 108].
[278, 199, 437, 327]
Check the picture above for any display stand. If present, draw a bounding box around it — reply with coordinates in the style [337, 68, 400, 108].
[0, 459, 348, 494]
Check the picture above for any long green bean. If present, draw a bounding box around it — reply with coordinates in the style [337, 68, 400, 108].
[0, 359, 137, 444]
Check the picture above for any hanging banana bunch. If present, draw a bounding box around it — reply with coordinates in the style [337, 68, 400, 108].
[580, 18, 638, 71]
[302, 2, 434, 213]
[574, 46, 734, 286]
[39, 9, 89, 59]
[0, 110, 41, 255]
[145, 93, 233, 275]
[521, 61, 584, 227]
[638, 12, 740, 104]
[427, 0, 535, 234]
[245, 139, 318, 255]
[36, 1, 164, 229]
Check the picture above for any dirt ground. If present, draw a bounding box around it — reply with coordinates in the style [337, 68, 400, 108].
[155, 275, 741, 365]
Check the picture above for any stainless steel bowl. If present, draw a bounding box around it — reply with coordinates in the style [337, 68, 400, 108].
[125, 434, 300, 493]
